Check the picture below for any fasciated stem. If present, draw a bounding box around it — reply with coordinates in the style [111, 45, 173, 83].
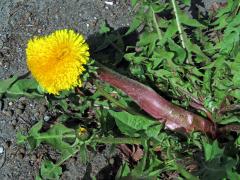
[96, 63, 216, 137]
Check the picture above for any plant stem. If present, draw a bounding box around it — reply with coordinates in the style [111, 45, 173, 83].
[175, 163, 199, 180]
[171, 0, 186, 49]
[93, 136, 143, 145]
[97, 63, 216, 136]
[151, 6, 162, 42]
[35, 134, 76, 140]
[45, 149, 79, 177]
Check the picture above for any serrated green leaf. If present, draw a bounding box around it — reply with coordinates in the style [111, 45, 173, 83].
[130, 0, 138, 6]
[203, 69, 212, 93]
[28, 120, 44, 149]
[185, 38, 210, 62]
[40, 160, 62, 180]
[203, 140, 224, 161]
[154, 69, 172, 79]
[126, 16, 142, 35]
[199, 156, 237, 179]
[219, 115, 240, 125]
[109, 110, 161, 138]
[129, 64, 145, 79]
[161, 20, 177, 45]
[41, 123, 76, 152]
[99, 22, 110, 34]
[16, 132, 27, 144]
[227, 13, 240, 28]
[213, 14, 229, 30]
[138, 32, 158, 47]
[230, 89, 240, 100]
[137, 31, 158, 55]
[235, 135, 240, 146]
[124, 53, 146, 64]
[227, 170, 240, 180]
[233, 72, 240, 87]
[178, 10, 205, 28]
[25, 121, 76, 152]
[151, 48, 174, 68]
[174, 163, 198, 180]
[215, 0, 233, 18]
[182, 0, 191, 6]
[151, 3, 167, 13]
[79, 144, 88, 164]
[168, 39, 186, 64]
[220, 30, 239, 54]
[116, 162, 131, 178]
[35, 175, 42, 180]
[0, 77, 43, 98]
[0, 76, 18, 94]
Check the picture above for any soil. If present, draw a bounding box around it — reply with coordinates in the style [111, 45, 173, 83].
[0, 0, 226, 179]
[0, 0, 132, 179]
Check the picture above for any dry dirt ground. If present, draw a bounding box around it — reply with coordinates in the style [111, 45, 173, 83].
[0, 0, 131, 179]
[0, 0, 226, 179]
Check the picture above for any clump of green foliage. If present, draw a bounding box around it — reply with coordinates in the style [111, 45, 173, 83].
[125, 0, 240, 126]
[1, 0, 240, 179]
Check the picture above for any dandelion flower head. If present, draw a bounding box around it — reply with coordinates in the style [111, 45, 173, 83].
[26, 29, 89, 94]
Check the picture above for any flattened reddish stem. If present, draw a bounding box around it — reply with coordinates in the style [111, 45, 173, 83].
[97, 65, 216, 136]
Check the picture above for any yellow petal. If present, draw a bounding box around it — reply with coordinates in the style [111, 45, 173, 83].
[26, 29, 89, 94]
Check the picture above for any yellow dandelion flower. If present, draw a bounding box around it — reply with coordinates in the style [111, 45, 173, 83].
[26, 29, 90, 94]
[76, 127, 89, 140]
[78, 127, 87, 136]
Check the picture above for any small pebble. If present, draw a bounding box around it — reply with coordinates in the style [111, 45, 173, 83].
[19, 147, 25, 154]
[15, 108, 24, 114]
[39, 105, 47, 113]
[8, 102, 13, 106]
[0, 100, 3, 110]
[3, 110, 13, 117]
[0, 146, 4, 154]
[0, 39, 3, 49]
[109, 158, 114, 165]
[2, 100, 7, 109]
[0, 145, 5, 168]
[18, 103, 26, 110]
[34, 112, 40, 117]
[19, 97, 26, 101]
[4, 141, 11, 148]
[43, 115, 51, 121]
[18, 124, 27, 130]
[17, 152, 24, 159]
[11, 119, 17, 126]
[69, 157, 75, 163]
[104, 1, 113, 5]
[30, 154, 37, 161]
